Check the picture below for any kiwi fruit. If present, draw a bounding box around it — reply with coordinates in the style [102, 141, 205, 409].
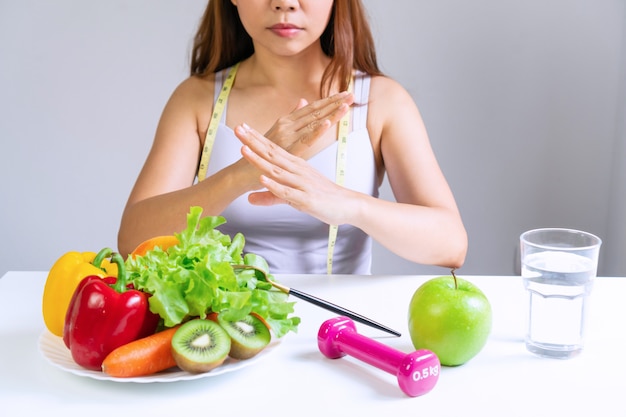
[217, 314, 271, 359]
[171, 319, 231, 373]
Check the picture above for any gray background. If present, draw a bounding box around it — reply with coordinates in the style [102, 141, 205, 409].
[1, 0, 624, 277]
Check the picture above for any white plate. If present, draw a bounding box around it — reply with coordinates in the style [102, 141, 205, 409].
[38, 330, 281, 383]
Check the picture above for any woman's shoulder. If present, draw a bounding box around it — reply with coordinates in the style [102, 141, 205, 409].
[368, 75, 414, 105]
[169, 73, 216, 104]
[156, 73, 220, 141]
[364, 74, 423, 148]
[366, 74, 418, 125]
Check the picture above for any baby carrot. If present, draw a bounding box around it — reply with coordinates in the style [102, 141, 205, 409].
[101, 326, 180, 377]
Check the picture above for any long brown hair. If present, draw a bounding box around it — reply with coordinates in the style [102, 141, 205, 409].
[190, 0, 382, 96]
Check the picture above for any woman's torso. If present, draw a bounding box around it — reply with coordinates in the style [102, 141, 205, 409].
[204, 68, 379, 274]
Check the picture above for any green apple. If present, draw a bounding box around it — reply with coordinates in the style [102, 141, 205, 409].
[408, 273, 492, 366]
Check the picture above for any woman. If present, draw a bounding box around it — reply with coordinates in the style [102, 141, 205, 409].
[118, 0, 467, 274]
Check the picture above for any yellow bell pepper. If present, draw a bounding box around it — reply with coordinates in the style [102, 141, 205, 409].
[42, 248, 118, 336]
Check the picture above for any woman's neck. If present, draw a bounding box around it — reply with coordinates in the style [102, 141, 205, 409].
[239, 52, 331, 97]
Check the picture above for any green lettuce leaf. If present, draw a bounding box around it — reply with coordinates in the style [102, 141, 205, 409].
[125, 206, 300, 337]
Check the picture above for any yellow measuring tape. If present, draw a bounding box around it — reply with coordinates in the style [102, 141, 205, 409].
[197, 62, 240, 182]
[326, 80, 352, 274]
[197, 63, 352, 274]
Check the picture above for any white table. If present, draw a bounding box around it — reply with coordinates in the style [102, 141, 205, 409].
[1, 271, 625, 416]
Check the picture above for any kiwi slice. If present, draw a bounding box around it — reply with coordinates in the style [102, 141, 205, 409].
[217, 314, 271, 360]
[171, 319, 231, 373]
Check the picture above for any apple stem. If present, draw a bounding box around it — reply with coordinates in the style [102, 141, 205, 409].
[451, 269, 458, 289]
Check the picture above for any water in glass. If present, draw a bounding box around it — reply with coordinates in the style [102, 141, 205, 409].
[522, 250, 595, 359]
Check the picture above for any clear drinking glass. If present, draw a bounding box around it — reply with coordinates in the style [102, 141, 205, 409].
[520, 228, 602, 359]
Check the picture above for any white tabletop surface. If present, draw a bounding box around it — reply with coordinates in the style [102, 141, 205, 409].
[1, 271, 625, 416]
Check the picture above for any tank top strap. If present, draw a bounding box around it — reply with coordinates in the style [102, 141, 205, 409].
[351, 72, 371, 131]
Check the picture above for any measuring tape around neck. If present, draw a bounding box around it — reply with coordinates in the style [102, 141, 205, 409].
[197, 62, 352, 275]
[197, 62, 240, 182]
[327, 79, 353, 274]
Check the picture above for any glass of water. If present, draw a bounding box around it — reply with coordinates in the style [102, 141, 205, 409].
[520, 228, 602, 359]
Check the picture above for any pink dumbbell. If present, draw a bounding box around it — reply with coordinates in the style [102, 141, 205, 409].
[318, 316, 440, 397]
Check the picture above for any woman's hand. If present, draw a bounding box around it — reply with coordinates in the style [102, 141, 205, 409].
[235, 123, 353, 226]
[234, 90, 353, 194]
[264, 91, 353, 159]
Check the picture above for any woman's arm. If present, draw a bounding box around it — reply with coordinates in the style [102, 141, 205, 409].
[117, 76, 255, 256]
[358, 76, 467, 268]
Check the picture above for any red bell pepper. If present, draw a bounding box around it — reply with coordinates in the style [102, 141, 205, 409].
[63, 249, 160, 371]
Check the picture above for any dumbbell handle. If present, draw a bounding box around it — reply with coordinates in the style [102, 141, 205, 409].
[318, 316, 440, 397]
[335, 327, 406, 374]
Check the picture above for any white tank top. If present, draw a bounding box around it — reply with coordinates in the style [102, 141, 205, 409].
[205, 69, 378, 274]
